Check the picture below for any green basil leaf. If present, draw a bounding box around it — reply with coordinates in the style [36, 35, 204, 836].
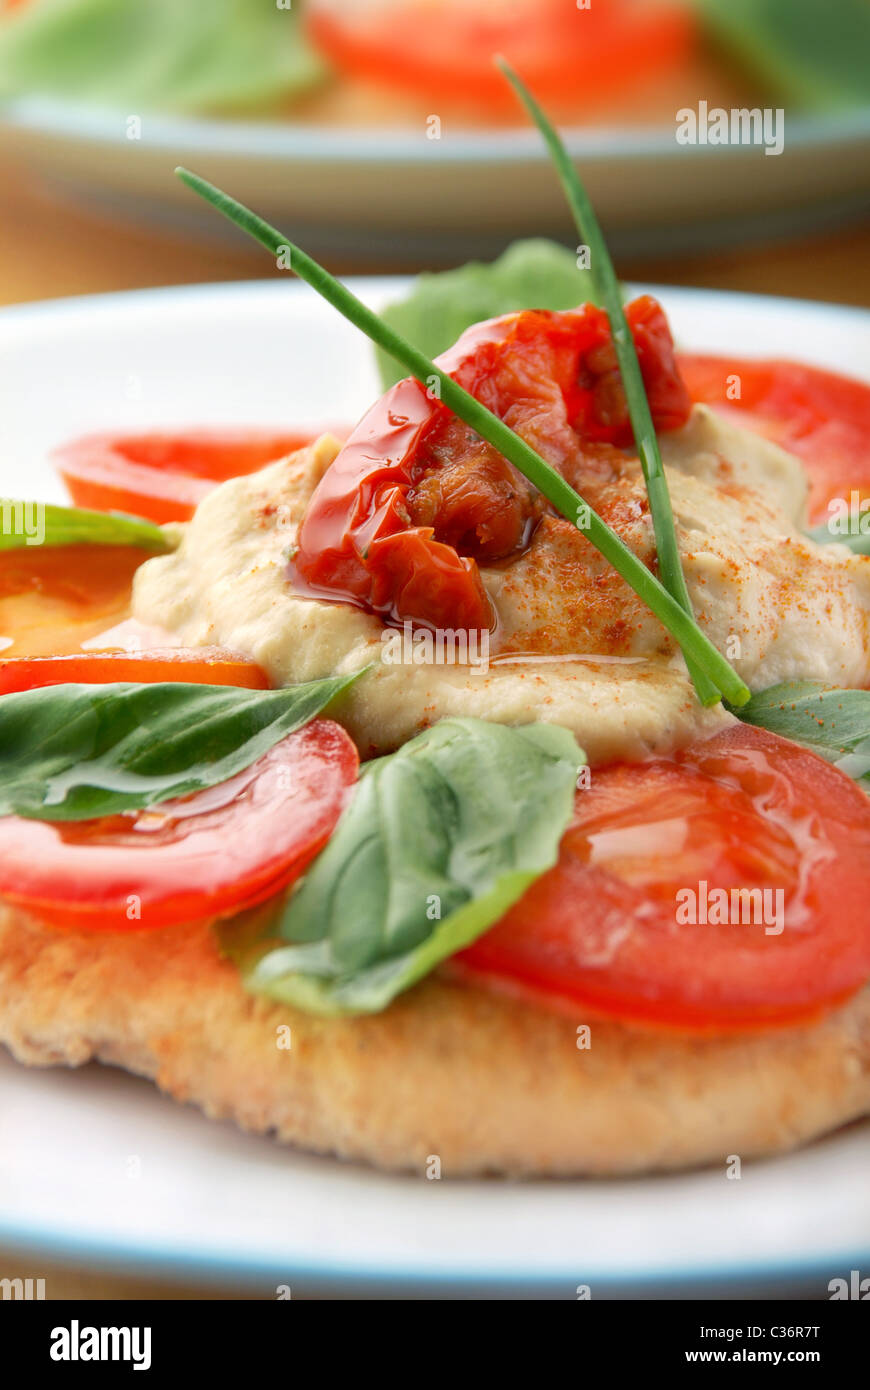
[375, 239, 598, 389]
[0, 499, 171, 553]
[0, 0, 327, 114]
[805, 518, 870, 556]
[222, 718, 585, 1016]
[693, 0, 870, 109]
[0, 672, 360, 821]
[736, 680, 870, 785]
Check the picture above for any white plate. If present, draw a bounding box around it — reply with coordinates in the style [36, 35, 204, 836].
[0, 279, 868, 1298]
[3, 99, 870, 261]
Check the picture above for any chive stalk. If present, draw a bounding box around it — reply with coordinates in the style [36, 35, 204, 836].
[495, 57, 715, 704]
[176, 167, 749, 708]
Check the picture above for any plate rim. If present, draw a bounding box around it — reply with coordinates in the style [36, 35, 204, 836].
[0, 1211, 867, 1294]
[3, 94, 870, 164]
[0, 274, 868, 1292]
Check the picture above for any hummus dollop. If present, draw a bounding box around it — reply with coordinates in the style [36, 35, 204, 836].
[133, 407, 870, 762]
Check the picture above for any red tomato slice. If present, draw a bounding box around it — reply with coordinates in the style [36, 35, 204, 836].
[0, 544, 153, 659]
[0, 721, 358, 932]
[679, 354, 870, 524]
[306, 0, 695, 113]
[456, 725, 870, 1032]
[0, 650, 271, 695]
[53, 428, 345, 524]
[292, 297, 690, 631]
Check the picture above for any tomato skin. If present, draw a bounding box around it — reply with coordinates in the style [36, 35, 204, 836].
[0, 721, 358, 933]
[457, 725, 870, 1033]
[293, 298, 690, 631]
[54, 428, 344, 524]
[367, 529, 493, 633]
[679, 354, 870, 524]
[306, 0, 695, 114]
[0, 650, 271, 695]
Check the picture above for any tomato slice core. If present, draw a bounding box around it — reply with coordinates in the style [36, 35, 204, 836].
[457, 726, 870, 1031]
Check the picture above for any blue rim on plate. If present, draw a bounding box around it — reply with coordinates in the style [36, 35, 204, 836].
[0, 1212, 867, 1296]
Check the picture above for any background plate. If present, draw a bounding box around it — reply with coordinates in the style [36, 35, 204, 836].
[0, 278, 868, 1297]
[2, 100, 870, 261]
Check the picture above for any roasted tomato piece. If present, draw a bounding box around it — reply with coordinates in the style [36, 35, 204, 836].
[291, 298, 690, 631]
[404, 419, 542, 562]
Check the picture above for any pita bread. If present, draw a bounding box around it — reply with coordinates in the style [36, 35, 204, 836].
[2, 907, 867, 1176]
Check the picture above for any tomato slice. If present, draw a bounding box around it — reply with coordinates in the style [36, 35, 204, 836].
[306, 0, 695, 114]
[54, 428, 344, 524]
[456, 725, 870, 1032]
[0, 544, 154, 658]
[0, 721, 358, 932]
[0, 650, 270, 695]
[679, 354, 870, 524]
[292, 297, 691, 631]
[0, 540, 269, 687]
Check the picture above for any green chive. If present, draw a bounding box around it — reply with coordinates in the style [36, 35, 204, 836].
[496, 57, 716, 705]
[175, 167, 749, 709]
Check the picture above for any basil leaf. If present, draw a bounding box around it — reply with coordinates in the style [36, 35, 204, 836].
[375, 239, 598, 389]
[736, 680, 870, 785]
[223, 718, 585, 1016]
[805, 519, 870, 556]
[0, 499, 170, 553]
[694, 0, 870, 109]
[0, 0, 327, 113]
[0, 672, 359, 821]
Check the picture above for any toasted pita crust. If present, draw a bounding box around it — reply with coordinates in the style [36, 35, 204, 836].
[1, 907, 867, 1176]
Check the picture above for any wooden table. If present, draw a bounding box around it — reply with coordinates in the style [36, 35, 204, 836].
[1, 159, 867, 1301]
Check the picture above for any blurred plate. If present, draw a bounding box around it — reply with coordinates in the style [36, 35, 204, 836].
[0, 278, 868, 1297]
[2, 97, 870, 262]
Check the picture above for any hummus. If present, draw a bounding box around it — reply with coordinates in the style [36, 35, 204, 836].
[133, 408, 870, 762]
